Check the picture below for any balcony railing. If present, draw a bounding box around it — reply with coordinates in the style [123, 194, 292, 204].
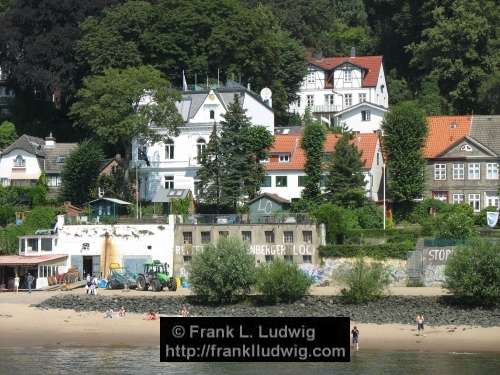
[311, 104, 342, 113]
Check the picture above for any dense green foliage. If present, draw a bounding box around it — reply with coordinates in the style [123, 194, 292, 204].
[301, 112, 326, 202]
[256, 259, 313, 303]
[0, 206, 57, 255]
[189, 236, 256, 303]
[0, 120, 17, 149]
[382, 102, 427, 203]
[340, 257, 391, 304]
[59, 141, 105, 205]
[319, 242, 414, 260]
[70, 65, 183, 158]
[198, 96, 272, 210]
[312, 203, 359, 244]
[445, 239, 500, 304]
[96, 164, 132, 201]
[326, 133, 366, 208]
[435, 208, 477, 240]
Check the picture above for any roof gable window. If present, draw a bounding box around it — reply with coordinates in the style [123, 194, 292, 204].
[278, 154, 290, 163]
[13, 155, 25, 168]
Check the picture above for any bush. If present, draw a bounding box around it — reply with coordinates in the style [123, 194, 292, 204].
[445, 239, 500, 304]
[312, 203, 359, 244]
[319, 241, 414, 260]
[0, 205, 16, 227]
[256, 259, 313, 303]
[436, 209, 476, 240]
[354, 204, 383, 229]
[189, 236, 256, 303]
[409, 198, 447, 223]
[340, 257, 390, 303]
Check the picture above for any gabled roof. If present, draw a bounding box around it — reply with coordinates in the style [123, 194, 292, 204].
[435, 135, 497, 158]
[469, 115, 500, 155]
[334, 101, 388, 117]
[44, 143, 77, 173]
[424, 116, 472, 158]
[266, 133, 379, 171]
[2, 134, 45, 156]
[247, 193, 290, 205]
[307, 55, 383, 87]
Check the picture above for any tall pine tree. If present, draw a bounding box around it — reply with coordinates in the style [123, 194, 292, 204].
[197, 122, 222, 208]
[326, 133, 366, 208]
[301, 110, 326, 202]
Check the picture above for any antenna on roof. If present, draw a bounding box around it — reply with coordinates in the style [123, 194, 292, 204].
[217, 68, 220, 87]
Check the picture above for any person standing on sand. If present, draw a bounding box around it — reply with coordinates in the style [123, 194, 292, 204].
[351, 326, 359, 351]
[416, 314, 425, 335]
[86, 274, 91, 294]
[14, 275, 19, 294]
[26, 273, 34, 294]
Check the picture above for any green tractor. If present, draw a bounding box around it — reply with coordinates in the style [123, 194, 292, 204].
[136, 260, 177, 292]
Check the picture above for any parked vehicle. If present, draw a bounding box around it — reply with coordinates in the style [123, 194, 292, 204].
[136, 260, 177, 292]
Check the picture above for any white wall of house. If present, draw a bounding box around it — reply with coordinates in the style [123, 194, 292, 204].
[134, 89, 274, 200]
[334, 105, 387, 133]
[0, 149, 41, 185]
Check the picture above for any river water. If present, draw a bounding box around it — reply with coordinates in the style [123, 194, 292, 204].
[0, 347, 498, 375]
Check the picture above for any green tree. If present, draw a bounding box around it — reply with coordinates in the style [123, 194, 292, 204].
[445, 239, 500, 304]
[301, 111, 326, 202]
[478, 68, 500, 115]
[59, 141, 104, 205]
[197, 122, 223, 208]
[70, 65, 183, 161]
[0, 120, 17, 149]
[416, 74, 447, 115]
[77, 0, 306, 123]
[408, 0, 497, 113]
[96, 165, 131, 201]
[386, 69, 413, 105]
[382, 102, 427, 203]
[312, 203, 359, 244]
[436, 204, 476, 240]
[189, 236, 256, 303]
[218, 95, 254, 209]
[326, 133, 366, 208]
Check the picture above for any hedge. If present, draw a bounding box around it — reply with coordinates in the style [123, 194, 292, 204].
[346, 227, 421, 238]
[319, 241, 415, 260]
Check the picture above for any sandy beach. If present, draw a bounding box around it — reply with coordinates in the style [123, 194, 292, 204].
[0, 291, 499, 353]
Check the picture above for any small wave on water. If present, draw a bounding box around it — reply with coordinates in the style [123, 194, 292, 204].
[0, 347, 499, 375]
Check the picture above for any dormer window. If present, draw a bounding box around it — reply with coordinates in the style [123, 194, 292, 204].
[279, 154, 290, 163]
[209, 110, 215, 120]
[344, 68, 352, 83]
[14, 155, 25, 168]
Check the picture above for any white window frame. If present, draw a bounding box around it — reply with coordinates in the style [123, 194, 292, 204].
[196, 139, 206, 161]
[468, 163, 480, 180]
[14, 155, 25, 168]
[344, 68, 352, 83]
[433, 191, 448, 202]
[306, 71, 315, 84]
[344, 94, 352, 107]
[452, 163, 464, 180]
[452, 193, 464, 204]
[485, 192, 500, 209]
[468, 193, 481, 212]
[164, 176, 174, 189]
[324, 94, 334, 105]
[278, 154, 290, 163]
[434, 164, 446, 180]
[306, 95, 314, 107]
[358, 93, 366, 103]
[361, 110, 371, 121]
[486, 163, 498, 180]
[165, 140, 174, 160]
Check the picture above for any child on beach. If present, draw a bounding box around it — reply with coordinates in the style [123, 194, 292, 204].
[143, 310, 159, 320]
[104, 308, 113, 319]
[86, 274, 91, 295]
[118, 306, 126, 318]
[351, 326, 359, 351]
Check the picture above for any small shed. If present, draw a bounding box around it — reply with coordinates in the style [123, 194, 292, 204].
[87, 197, 131, 219]
[248, 193, 290, 217]
[151, 188, 195, 214]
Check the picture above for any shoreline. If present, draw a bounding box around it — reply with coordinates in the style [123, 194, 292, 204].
[1, 302, 500, 353]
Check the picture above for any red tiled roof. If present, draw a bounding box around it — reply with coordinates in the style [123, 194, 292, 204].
[266, 133, 379, 171]
[424, 116, 472, 158]
[0, 255, 67, 266]
[307, 56, 383, 87]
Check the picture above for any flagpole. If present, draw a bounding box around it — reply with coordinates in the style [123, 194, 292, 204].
[136, 163, 139, 220]
[383, 163, 386, 230]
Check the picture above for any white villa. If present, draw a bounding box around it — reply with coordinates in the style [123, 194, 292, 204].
[261, 132, 384, 202]
[289, 52, 388, 132]
[133, 82, 274, 201]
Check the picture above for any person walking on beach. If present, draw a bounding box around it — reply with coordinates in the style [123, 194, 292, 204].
[416, 314, 425, 335]
[90, 276, 97, 296]
[86, 274, 91, 294]
[26, 273, 34, 294]
[351, 326, 359, 351]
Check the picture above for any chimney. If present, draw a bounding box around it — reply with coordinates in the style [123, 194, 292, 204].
[45, 132, 56, 148]
[350, 47, 356, 58]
